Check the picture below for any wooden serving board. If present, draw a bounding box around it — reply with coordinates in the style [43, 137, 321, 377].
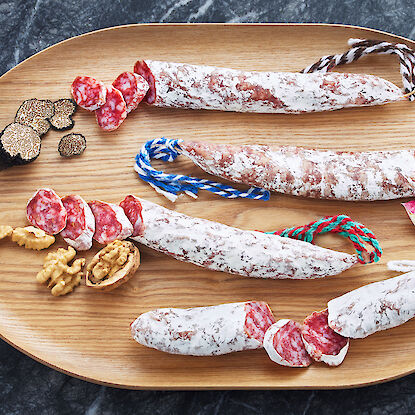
[1, 23, 415, 389]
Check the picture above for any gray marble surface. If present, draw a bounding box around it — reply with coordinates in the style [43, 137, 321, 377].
[1, 0, 415, 413]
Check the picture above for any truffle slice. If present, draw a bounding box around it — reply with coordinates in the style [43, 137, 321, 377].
[58, 133, 86, 157]
[15, 99, 54, 135]
[49, 99, 77, 130]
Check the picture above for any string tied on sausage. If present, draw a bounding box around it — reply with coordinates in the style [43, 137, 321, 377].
[266, 214, 382, 264]
[302, 38, 415, 100]
[134, 137, 270, 202]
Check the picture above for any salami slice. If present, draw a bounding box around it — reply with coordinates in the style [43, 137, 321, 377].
[112, 72, 149, 113]
[328, 272, 415, 338]
[60, 195, 95, 251]
[95, 86, 127, 131]
[88, 200, 133, 244]
[302, 309, 349, 366]
[119, 195, 145, 237]
[131, 301, 275, 356]
[26, 188, 67, 235]
[134, 59, 403, 113]
[71, 76, 107, 111]
[263, 320, 312, 367]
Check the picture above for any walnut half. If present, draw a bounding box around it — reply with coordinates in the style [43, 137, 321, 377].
[12, 226, 55, 250]
[86, 240, 140, 291]
[0, 225, 13, 240]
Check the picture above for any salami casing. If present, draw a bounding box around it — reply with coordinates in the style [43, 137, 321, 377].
[134, 60, 403, 113]
[95, 85, 128, 131]
[131, 198, 358, 279]
[119, 195, 145, 237]
[60, 195, 95, 251]
[328, 272, 415, 338]
[71, 76, 107, 111]
[180, 141, 415, 201]
[263, 320, 312, 367]
[112, 72, 149, 113]
[131, 301, 275, 356]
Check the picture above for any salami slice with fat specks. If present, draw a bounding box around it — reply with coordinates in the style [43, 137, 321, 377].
[88, 200, 133, 244]
[112, 72, 149, 113]
[71, 76, 107, 111]
[95, 86, 127, 131]
[263, 320, 312, 367]
[131, 198, 357, 279]
[134, 59, 403, 113]
[119, 195, 144, 237]
[26, 188, 67, 235]
[302, 309, 349, 366]
[60, 195, 95, 251]
[131, 301, 275, 356]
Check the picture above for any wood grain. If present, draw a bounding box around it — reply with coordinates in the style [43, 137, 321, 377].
[0, 23, 415, 389]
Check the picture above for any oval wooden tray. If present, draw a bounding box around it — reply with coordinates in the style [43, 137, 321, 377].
[1, 23, 415, 389]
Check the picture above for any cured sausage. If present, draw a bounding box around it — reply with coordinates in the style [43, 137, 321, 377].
[328, 272, 415, 338]
[179, 141, 415, 201]
[26, 188, 67, 235]
[263, 320, 312, 367]
[112, 72, 149, 113]
[95, 86, 127, 131]
[131, 198, 358, 279]
[134, 59, 403, 113]
[131, 301, 275, 356]
[88, 200, 133, 244]
[119, 195, 145, 237]
[71, 76, 107, 111]
[302, 309, 349, 366]
[60, 195, 95, 251]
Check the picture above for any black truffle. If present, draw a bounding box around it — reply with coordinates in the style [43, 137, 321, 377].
[58, 133, 86, 157]
[15, 99, 54, 136]
[49, 99, 77, 130]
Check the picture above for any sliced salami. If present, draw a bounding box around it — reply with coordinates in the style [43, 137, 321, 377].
[88, 200, 133, 244]
[263, 320, 312, 367]
[131, 301, 275, 356]
[71, 76, 107, 111]
[95, 86, 127, 131]
[112, 72, 149, 113]
[119, 195, 144, 237]
[26, 188, 67, 235]
[302, 309, 349, 366]
[60, 195, 95, 251]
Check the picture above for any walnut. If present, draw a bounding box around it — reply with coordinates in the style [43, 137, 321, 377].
[0, 225, 13, 240]
[36, 246, 85, 296]
[86, 240, 140, 291]
[12, 226, 55, 250]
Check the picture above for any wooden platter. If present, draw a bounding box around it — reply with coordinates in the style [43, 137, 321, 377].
[1, 23, 415, 389]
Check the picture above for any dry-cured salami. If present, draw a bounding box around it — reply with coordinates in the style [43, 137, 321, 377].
[119, 195, 145, 237]
[95, 85, 127, 131]
[60, 195, 95, 251]
[112, 72, 149, 113]
[134, 59, 403, 113]
[71, 76, 107, 111]
[302, 309, 349, 366]
[131, 198, 358, 279]
[88, 200, 133, 244]
[131, 301, 275, 356]
[328, 272, 415, 338]
[179, 141, 415, 201]
[263, 320, 312, 367]
[26, 188, 67, 235]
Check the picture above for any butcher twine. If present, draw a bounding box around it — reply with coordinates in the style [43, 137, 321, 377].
[302, 38, 415, 101]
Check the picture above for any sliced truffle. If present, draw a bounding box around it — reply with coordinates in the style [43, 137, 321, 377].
[58, 133, 86, 157]
[0, 123, 41, 169]
[15, 99, 54, 136]
[49, 99, 77, 130]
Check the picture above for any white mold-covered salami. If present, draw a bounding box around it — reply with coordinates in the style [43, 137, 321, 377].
[131, 301, 275, 356]
[328, 272, 415, 338]
[134, 60, 403, 113]
[131, 198, 358, 279]
[180, 141, 415, 201]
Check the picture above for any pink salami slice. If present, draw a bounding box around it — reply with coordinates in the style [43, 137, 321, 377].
[26, 188, 67, 235]
[302, 309, 349, 366]
[119, 195, 145, 237]
[133, 60, 156, 104]
[244, 301, 276, 343]
[61, 195, 95, 251]
[88, 200, 133, 244]
[263, 320, 312, 367]
[71, 76, 107, 111]
[95, 86, 127, 131]
[112, 72, 149, 113]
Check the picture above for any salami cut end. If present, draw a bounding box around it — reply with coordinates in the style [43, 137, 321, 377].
[95, 86, 127, 131]
[119, 195, 145, 237]
[133, 60, 156, 104]
[244, 301, 276, 343]
[112, 72, 149, 113]
[71, 76, 107, 111]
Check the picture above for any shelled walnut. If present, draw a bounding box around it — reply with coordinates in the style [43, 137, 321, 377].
[86, 240, 140, 291]
[0, 225, 13, 240]
[36, 246, 85, 296]
[12, 226, 55, 250]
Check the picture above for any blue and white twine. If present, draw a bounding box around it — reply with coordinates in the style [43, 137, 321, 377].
[134, 138, 270, 202]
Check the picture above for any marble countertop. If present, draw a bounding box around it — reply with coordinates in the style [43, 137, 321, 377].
[2, 0, 415, 413]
